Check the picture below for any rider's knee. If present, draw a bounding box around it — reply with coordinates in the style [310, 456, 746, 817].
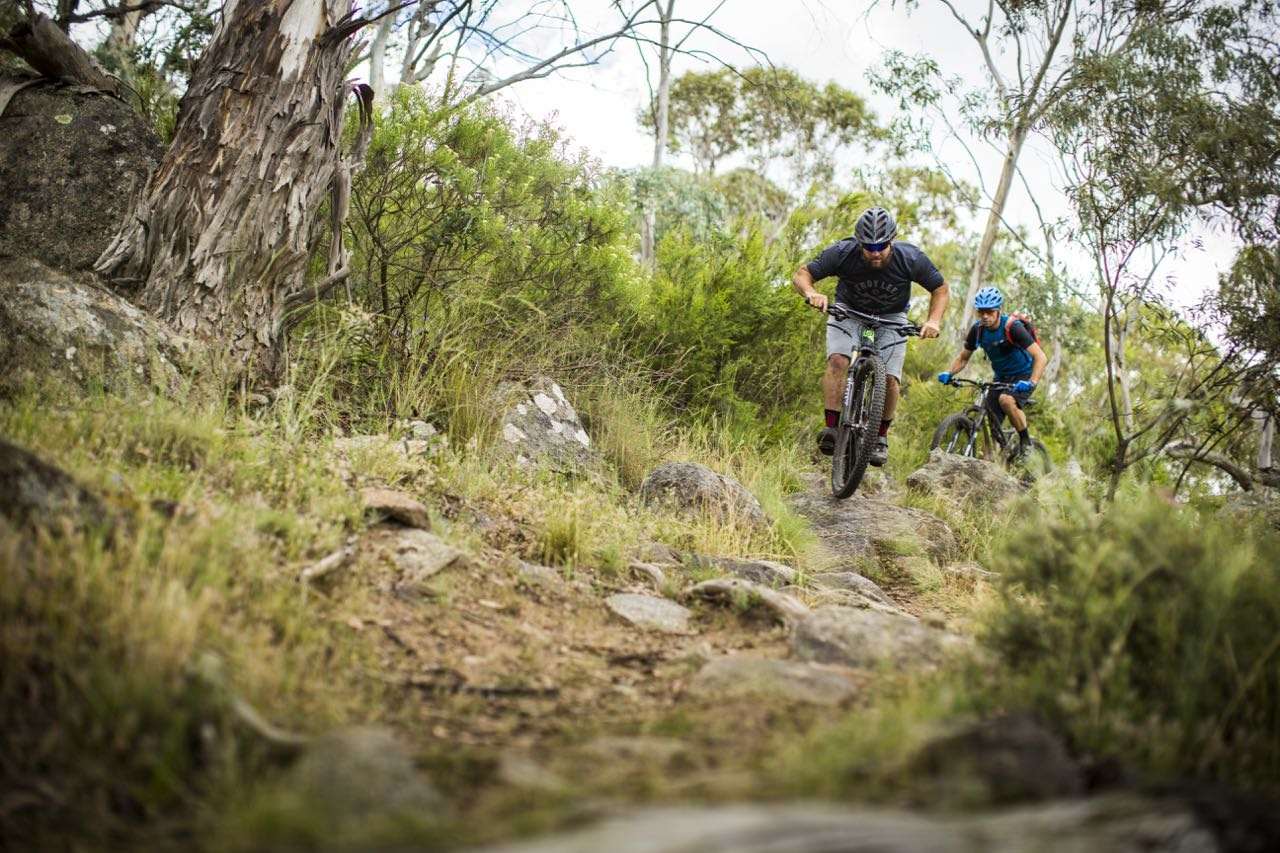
[826, 353, 851, 370]
[998, 393, 1017, 410]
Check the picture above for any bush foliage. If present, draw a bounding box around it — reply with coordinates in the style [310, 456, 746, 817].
[983, 491, 1280, 786]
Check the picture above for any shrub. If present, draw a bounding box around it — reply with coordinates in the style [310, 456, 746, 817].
[982, 490, 1280, 787]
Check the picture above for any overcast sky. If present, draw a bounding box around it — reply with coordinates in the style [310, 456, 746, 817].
[458, 0, 1234, 309]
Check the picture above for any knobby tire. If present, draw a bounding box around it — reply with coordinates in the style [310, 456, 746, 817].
[930, 413, 976, 456]
[832, 356, 886, 499]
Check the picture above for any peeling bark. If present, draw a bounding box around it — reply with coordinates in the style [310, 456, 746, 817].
[94, 0, 373, 379]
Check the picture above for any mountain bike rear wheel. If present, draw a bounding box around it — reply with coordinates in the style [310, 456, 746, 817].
[1006, 437, 1052, 481]
[832, 356, 886, 499]
[930, 413, 977, 456]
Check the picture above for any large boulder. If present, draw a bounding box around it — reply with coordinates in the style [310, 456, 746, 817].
[640, 461, 767, 528]
[789, 476, 956, 564]
[0, 437, 109, 536]
[496, 376, 597, 471]
[0, 77, 163, 272]
[906, 449, 1025, 507]
[0, 257, 192, 396]
[791, 606, 969, 671]
[908, 713, 1085, 806]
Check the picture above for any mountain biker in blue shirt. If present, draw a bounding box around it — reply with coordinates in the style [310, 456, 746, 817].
[793, 207, 950, 467]
[938, 286, 1047, 457]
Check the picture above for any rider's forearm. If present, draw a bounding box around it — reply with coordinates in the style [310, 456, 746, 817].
[792, 267, 817, 297]
[948, 351, 969, 374]
[1030, 349, 1047, 384]
[926, 282, 950, 324]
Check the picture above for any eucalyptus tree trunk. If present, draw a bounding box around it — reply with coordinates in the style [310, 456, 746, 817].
[95, 0, 374, 379]
[101, 8, 144, 71]
[640, 0, 674, 267]
[959, 121, 1028, 334]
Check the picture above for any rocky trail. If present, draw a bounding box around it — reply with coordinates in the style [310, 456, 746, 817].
[293, 421, 1242, 851]
[0, 359, 1264, 851]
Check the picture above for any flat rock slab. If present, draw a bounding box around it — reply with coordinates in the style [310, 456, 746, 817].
[605, 593, 693, 634]
[390, 529, 467, 594]
[286, 726, 442, 826]
[792, 606, 969, 671]
[516, 560, 565, 591]
[811, 571, 894, 606]
[689, 655, 860, 706]
[473, 796, 1221, 852]
[790, 477, 956, 564]
[705, 556, 797, 587]
[687, 578, 809, 626]
[906, 449, 1025, 507]
[360, 486, 430, 529]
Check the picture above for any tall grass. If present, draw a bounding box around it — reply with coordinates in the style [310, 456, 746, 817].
[0, 387, 383, 846]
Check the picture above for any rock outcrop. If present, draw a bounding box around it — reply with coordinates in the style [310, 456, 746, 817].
[496, 376, 597, 471]
[0, 77, 162, 272]
[640, 461, 767, 528]
[789, 478, 956, 564]
[0, 257, 192, 396]
[906, 449, 1025, 506]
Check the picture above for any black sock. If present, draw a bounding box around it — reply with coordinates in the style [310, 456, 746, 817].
[879, 419, 892, 437]
[825, 409, 839, 428]
[1018, 428, 1030, 444]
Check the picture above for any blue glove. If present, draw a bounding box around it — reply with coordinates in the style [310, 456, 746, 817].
[937, 372, 952, 385]
[1013, 380, 1036, 394]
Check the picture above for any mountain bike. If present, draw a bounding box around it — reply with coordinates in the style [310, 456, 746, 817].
[828, 305, 920, 499]
[931, 377, 1051, 478]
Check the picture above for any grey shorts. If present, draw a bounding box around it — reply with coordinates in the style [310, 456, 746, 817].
[826, 308, 909, 380]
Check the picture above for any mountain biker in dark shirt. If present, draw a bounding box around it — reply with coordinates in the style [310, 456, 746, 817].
[793, 207, 950, 467]
[937, 286, 1048, 457]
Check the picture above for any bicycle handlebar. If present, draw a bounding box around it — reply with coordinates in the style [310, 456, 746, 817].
[944, 377, 1016, 391]
[823, 303, 921, 337]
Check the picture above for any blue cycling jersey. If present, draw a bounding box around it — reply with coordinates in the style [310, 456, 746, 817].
[965, 315, 1035, 380]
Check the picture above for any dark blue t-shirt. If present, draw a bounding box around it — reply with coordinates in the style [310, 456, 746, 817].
[806, 239, 945, 315]
[965, 315, 1035, 380]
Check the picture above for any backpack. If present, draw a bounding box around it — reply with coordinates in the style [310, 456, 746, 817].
[969, 312, 1041, 349]
[1004, 312, 1040, 346]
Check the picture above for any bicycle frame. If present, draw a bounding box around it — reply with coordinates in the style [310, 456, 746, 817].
[944, 378, 1019, 459]
[824, 303, 920, 498]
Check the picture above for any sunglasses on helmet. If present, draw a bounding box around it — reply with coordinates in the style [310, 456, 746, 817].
[861, 240, 891, 252]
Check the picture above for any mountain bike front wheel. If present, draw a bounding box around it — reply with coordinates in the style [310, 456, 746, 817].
[832, 356, 886, 499]
[930, 413, 977, 456]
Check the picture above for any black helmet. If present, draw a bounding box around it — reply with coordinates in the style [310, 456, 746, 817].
[855, 207, 898, 246]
